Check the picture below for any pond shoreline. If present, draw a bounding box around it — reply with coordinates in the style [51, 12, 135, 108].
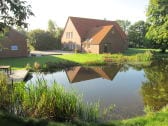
[0, 49, 168, 126]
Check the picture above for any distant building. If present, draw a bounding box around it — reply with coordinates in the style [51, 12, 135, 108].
[0, 28, 28, 58]
[61, 17, 128, 54]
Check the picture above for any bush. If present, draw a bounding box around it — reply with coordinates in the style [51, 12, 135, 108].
[27, 29, 61, 50]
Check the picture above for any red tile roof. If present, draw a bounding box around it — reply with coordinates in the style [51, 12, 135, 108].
[83, 25, 113, 44]
[69, 16, 127, 43]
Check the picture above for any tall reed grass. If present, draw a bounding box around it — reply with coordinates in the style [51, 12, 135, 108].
[0, 73, 99, 122]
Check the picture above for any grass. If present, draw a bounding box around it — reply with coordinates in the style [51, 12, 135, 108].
[103, 105, 168, 126]
[0, 105, 168, 126]
[1, 48, 165, 70]
[0, 72, 100, 122]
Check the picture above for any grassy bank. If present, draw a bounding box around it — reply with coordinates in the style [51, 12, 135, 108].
[103, 105, 168, 126]
[1, 48, 167, 70]
[0, 105, 168, 126]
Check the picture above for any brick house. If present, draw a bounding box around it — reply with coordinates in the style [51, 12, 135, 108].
[0, 28, 28, 58]
[61, 17, 128, 54]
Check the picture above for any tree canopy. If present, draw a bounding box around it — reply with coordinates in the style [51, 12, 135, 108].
[27, 29, 61, 50]
[0, 0, 34, 32]
[116, 20, 131, 33]
[146, 0, 168, 52]
[128, 21, 148, 48]
[48, 19, 57, 33]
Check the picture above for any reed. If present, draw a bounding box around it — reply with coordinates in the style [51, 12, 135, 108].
[0, 74, 100, 122]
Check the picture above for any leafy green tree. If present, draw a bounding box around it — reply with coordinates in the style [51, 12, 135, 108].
[116, 20, 131, 33]
[16, 26, 27, 35]
[128, 21, 148, 48]
[47, 19, 63, 40]
[48, 19, 57, 34]
[0, 0, 34, 32]
[146, 0, 168, 52]
[55, 27, 63, 41]
[27, 29, 61, 50]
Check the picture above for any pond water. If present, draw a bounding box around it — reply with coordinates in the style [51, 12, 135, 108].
[26, 61, 168, 120]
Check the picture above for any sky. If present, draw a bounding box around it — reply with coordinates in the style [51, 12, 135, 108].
[26, 0, 149, 30]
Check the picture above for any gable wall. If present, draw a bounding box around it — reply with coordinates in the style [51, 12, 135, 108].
[61, 18, 81, 51]
[0, 30, 28, 58]
[99, 27, 128, 53]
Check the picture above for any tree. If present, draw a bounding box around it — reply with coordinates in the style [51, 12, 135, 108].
[55, 27, 63, 41]
[0, 0, 34, 32]
[27, 29, 61, 50]
[116, 20, 131, 33]
[47, 19, 63, 42]
[128, 21, 148, 48]
[146, 0, 168, 52]
[48, 19, 57, 33]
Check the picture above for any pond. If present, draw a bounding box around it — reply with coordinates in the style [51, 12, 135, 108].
[26, 61, 168, 120]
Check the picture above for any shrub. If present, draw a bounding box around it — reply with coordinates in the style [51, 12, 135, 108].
[27, 29, 61, 50]
[33, 62, 41, 71]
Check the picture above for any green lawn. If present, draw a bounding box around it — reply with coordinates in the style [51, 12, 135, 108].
[0, 54, 104, 69]
[0, 48, 167, 69]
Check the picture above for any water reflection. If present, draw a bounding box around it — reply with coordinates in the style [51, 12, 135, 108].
[66, 64, 122, 83]
[141, 61, 168, 111]
[25, 61, 168, 119]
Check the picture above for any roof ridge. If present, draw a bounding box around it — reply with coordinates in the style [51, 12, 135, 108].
[69, 16, 116, 23]
[69, 16, 126, 42]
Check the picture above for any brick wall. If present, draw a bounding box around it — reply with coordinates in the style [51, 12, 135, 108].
[99, 27, 128, 53]
[0, 29, 28, 58]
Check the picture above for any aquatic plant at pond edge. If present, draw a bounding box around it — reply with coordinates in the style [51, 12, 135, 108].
[0, 74, 100, 122]
[0, 72, 11, 111]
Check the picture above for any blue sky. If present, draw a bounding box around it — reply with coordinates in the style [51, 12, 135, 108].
[26, 0, 149, 30]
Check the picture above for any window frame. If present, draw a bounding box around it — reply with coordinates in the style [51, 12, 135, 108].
[11, 45, 18, 51]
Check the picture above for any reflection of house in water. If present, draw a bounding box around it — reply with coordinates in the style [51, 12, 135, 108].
[66, 65, 122, 83]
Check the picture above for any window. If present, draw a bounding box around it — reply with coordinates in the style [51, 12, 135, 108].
[66, 32, 73, 39]
[71, 32, 73, 38]
[11, 45, 18, 51]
